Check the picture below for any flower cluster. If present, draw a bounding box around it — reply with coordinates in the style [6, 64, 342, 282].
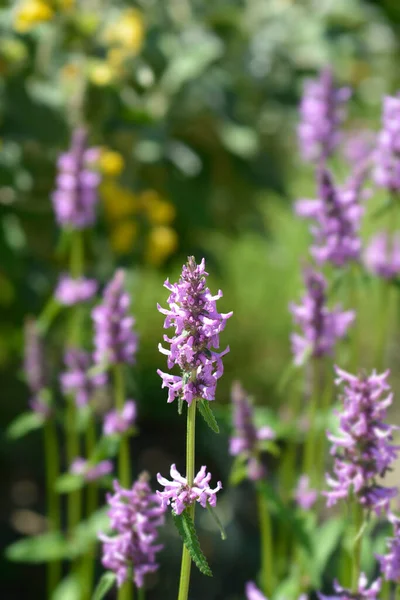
[229, 381, 275, 481]
[318, 574, 381, 600]
[24, 319, 50, 417]
[246, 582, 307, 600]
[298, 67, 351, 163]
[60, 348, 106, 408]
[290, 269, 354, 366]
[55, 275, 97, 306]
[294, 475, 318, 511]
[92, 270, 137, 366]
[103, 400, 137, 436]
[373, 95, 400, 193]
[157, 464, 222, 515]
[157, 257, 232, 405]
[364, 231, 400, 280]
[99, 474, 165, 588]
[52, 128, 101, 230]
[324, 367, 399, 515]
[71, 458, 113, 482]
[376, 512, 400, 582]
[295, 167, 364, 267]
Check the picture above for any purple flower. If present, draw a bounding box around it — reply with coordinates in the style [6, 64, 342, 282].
[318, 574, 381, 600]
[55, 275, 97, 306]
[52, 128, 101, 229]
[157, 464, 222, 515]
[229, 381, 275, 481]
[60, 348, 106, 408]
[99, 473, 165, 588]
[342, 129, 375, 168]
[70, 457, 113, 481]
[289, 268, 355, 366]
[294, 475, 318, 510]
[103, 400, 137, 436]
[364, 232, 400, 280]
[373, 95, 400, 193]
[24, 319, 50, 417]
[295, 167, 364, 267]
[376, 512, 400, 582]
[323, 367, 399, 516]
[246, 582, 267, 600]
[92, 270, 137, 366]
[298, 67, 351, 163]
[157, 257, 232, 406]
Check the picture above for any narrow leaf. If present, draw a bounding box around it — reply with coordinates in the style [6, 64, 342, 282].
[92, 572, 117, 600]
[206, 504, 227, 540]
[6, 412, 45, 440]
[55, 473, 84, 494]
[229, 454, 248, 487]
[6, 532, 71, 563]
[172, 511, 213, 576]
[53, 575, 81, 600]
[197, 400, 219, 433]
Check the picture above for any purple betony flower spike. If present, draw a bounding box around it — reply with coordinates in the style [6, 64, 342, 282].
[60, 348, 106, 408]
[99, 473, 165, 588]
[298, 67, 351, 163]
[157, 464, 222, 515]
[52, 127, 101, 229]
[376, 512, 400, 582]
[323, 367, 400, 516]
[103, 400, 137, 436]
[229, 381, 275, 481]
[55, 275, 97, 306]
[157, 256, 232, 406]
[318, 574, 381, 599]
[290, 268, 354, 366]
[92, 270, 138, 367]
[24, 319, 50, 417]
[373, 95, 400, 193]
[246, 582, 268, 600]
[364, 231, 400, 280]
[294, 475, 318, 510]
[71, 457, 113, 481]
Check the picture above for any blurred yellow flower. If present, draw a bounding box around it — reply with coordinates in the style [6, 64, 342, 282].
[99, 149, 125, 177]
[146, 226, 178, 266]
[14, 0, 54, 33]
[101, 181, 139, 221]
[104, 9, 145, 54]
[141, 190, 176, 225]
[89, 61, 114, 87]
[110, 221, 138, 255]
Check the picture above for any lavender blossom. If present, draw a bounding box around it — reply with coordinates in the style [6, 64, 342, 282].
[294, 475, 318, 510]
[290, 269, 354, 366]
[298, 67, 351, 163]
[99, 473, 165, 588]
[229, 381, 275, 481]
[318, 574, 381, 600]
[157, 464, 222, 515]
[324, 367, 399, 516]
[55, 275, 97, 306]
[364, 232, 400, 280]
[92, 270, 137, 367]
[60, 348, 106, 408]
[342, 129, 375, 168]
[103, 400, 137, 436]
[295, 167, 364, 267]
[376, 512, 400, 582]
[157, 257, 232, 406]
[373, 95, 400, 193]
[52, 128, 101, 229]
[71, 457, 113, 481]
[246, 582, 267, 600]
[24, 319, 50, 417]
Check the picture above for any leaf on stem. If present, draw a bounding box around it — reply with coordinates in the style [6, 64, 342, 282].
[172, 510, 213, 577]
[229, 454, 248, 486]
[6, 411, 45, 440]
[53, 574, 81, 600]
[6, 531, 71, 563]
[197, 399, 220, 433]
[55, 473, 85, 494]
[92, 572, 117, 600]
[206, 504, 227, 540]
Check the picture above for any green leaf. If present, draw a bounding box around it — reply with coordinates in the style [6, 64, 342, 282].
[219, 122, 259, 158]
[55, 473, 84, 494]
[6, 411, 45, 440]
[310, 517, 345, 585]
[6, 532, 71, 563]
[197, 400, 219, 433]
[53, 575, 81, 600]
[70, 507, 109, 558]
[91, 435, 120, 462]
[92, 572, 117, 600]
[229, 454, 248, 486]
[206, 504, 226, 540]
[172, 511, 213, 577]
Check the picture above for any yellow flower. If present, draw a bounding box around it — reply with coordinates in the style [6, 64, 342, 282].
[110, 221, 138, 255]
[14, 0, 54, 33]
[101, 181, 139, 221]
[141, 190, 176, 225]
[99, 149, 125, 177]
[146, 226, 178, 266]
[89, 61, 114, 87]
[104, 9, 145, 54]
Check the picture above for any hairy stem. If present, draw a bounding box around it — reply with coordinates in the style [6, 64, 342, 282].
[351, 502, 364, 593]
[257, 488, 274, 597]
[82, 417, 98, 600]
[44, 418, 62, 596]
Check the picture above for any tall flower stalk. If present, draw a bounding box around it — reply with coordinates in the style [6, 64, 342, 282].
[157, 257, 232, 600]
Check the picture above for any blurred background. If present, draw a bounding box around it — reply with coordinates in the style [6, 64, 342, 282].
[1, 0, 400, 598]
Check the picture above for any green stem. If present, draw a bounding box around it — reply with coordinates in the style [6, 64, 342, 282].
[82, 418, 98, 600]
[177, 401, 197, 600]
[396, 583, 400, 600]
[257, 488, 274, 597]
[137, 586, 145, 600]
[351, 501, 364, 593]
[315, 381, 332, 489]
[66, 400, 81, 531]
[113, 364, 133, 600]
[302, 359, 321, 485]
[44, 418, 62, 596]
